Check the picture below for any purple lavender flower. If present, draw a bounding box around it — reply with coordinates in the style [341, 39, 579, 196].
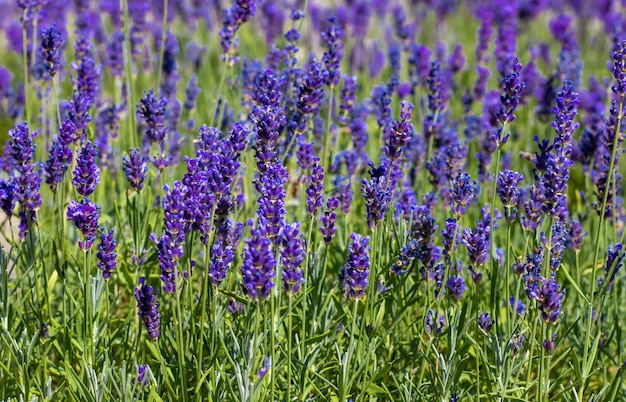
[137, 89, 168, 144]
[450, 172, 478, 217]
[338, 75, 357, 126]
[462, 224, 490, 284]
[477, 312, 494, 332]
[209, 241, 235, 287]
[40, 24, 63, 77]
[220, 0, 260, 62]
[66, 89, 92, 141]
[71, 33, 100, 103]
[96, 228, 117, 280]
[306, 159, 324, 216]
[543, 333, 557, 355]
[257, 357, 271, 379]
[72, 140, 100, 197]
[536, 276, 565, 325]
[361, 160, 392, 229]
[45, 120, 75, 193]
[425, 309, 445, 335]
[320, 196, 339, 244]
[497, 169, 524, 223]
[296, 61, 328, 117]
[611, 39, 626, 97]
[426, 61, 447, 114]
[137, 364, 149, 386]
[134, 277, 160, 340]
[105, 31, 124, 77]
[241, 224, 275, 301]
[321, 16, 344, 86]
[446, 275, 467, 301]
[592, 100, 622, 219]
[184, 74, 200, 111]
[5, 122, 42, 238]
[228, 297, 245, 314]
[281, 222, 305, 295]
[0, 179, 16, 217]
[122, 148, 147, 193]
[475, 7, 493, 64]
[255, 162, 288, 244]
[340, 233, 370, 299]
[511, 334, 525, 354]
[67, 198, 100, 250]
[386, 101, 413, 162]
[494, 58, 524, 146]
[509, 298, 526, 316]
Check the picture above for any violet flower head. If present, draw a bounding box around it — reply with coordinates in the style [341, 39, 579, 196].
[137, 89, 168, 144]
[66, 89, 92, 140]
[495, 57, 524, 130]
[209, 241, 235, 287]
[477, 312, 494, 332]
[134, 277, 160, 340]
[137, 364, 150, 386]
[255, 162, 288, 244]
[340, 233, 370, 299]
[184, 74, 200, 111]
[537, 276, 565, 325]
[497, 169, 524, 222]
[426, 60, 448, 114]
[297, 61, 328, 117]
[338, 75, 357, 125]
[241, 224, 276, 301]
[67, 198, 100, 250]
[611, 39, 626, 97]
[543, 333, 557, 355]
[97, 228, 117, 280]
[446, 275, 467, 301]
[386, 101, 413, 162]
[462, 225, 489, 283]
[105, 31, 124, 77]
[320, 196, 339, 244]
[450, 172, 478, 217]
[6, 122, 42, 238]
[45, 120, 75, 193]
[361, 160, 392, 229]
[0, 179, 16, 217]
[321, 16, 344, 86]
[152, 232, 183, 294]
[72, 140, 100, 197]
[281, 222, 305, 296]
[220, 0, 260, 61]
[40, 24, 63, 77]
[122, 147, 147, 192]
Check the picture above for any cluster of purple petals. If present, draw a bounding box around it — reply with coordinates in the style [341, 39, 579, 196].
[209, 241, 235, 287]
[450, 172, 478, 217]
[446, 275, 466, 300]
[122, 148, 148, 192]
[306, 158, 324, 216]
[361, 160, 392, 229]
[519, 247, 565, 325]
[66, 89, 92, 141]
[280, 223, 305, 295]
[72, 140, 100, 197]
[386, 101, 413, 162]
[497, 169, 523, 222]
[67, 198, 100, 250]
[71, 24, 100, 103]
[134, 277, 160, 340]
[220, 0, 259, 59]
[338, 75, 357, 125]
[598, 243, 624, 291]
[477, 312, 494, 332]
[4, 122, 42, 237]
[137, 89, 168, 144]
[340, 233, 370, 299]
[40, 24, 63, 77]
[45, 120, 75, 192]
[321, 16, 344, 87]
[255, 162, 287, 245]
[410, 205, 441, 279]
[462, 224, 489, 284]
[320, 196, 338, 244]
[97, 228, 117, 280]
[425, 309, 445, 335]
[241, 224, 275, 301]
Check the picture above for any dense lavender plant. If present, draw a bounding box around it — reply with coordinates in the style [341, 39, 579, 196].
[122, 148, 147, 193]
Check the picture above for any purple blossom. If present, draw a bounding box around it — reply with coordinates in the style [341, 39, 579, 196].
[361, 160, 392, 229]
[241, 224, 275, 301]
[184, 75, 200, 111]
[67, 198, 100, 250]
[306, 160, 324, 216]
[338, 75, 357, 125]
[122, 148, 147, 193]
[446, 275, 467, 301]
[598, 243, 624, 291]
[135, 277, 160, 340]
[209, 241, 234, 287]
[137, 364, 149, 386]
[477, 312, 494, 332]
[450, 172, 478, 217]
[340, 233, 370, 299]
[96, 228, 117, 280]
[66, 89, 92, 141]
[321, 16, 344, 86]
[497, 170, 524, 222]
[137, 89, 168, 144]
[281, 223, 305, 295]
[40, 24, 63, 77]
[0, 179, 16, 217]
[255, 162, 287, 244]
[45, 120, 75, 193]
[105, 31, 124, 77]
[386, 101, 413, 162]
[612, 40, 626, 97]
[220, 0, 260, 61]
[320, 197, 339, 244]
[72, 140, 100, 197]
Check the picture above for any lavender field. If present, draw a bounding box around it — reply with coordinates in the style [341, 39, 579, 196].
[0, 0, 625, 400]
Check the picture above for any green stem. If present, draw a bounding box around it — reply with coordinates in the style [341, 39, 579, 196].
[175, 281, 189, 401]
[287, 295, 293, 402]
[22, 15, 30, 124]
[121, 0, 136, 148]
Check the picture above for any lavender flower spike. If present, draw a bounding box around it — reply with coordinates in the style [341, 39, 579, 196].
[40, 24, 64, 77]
[137, 89, 168, 144]
[340, 233, 370, 299]
[97, 228, 117, 280]
[386, 101, 413, 162]
[67, 198, 100, 251]
[122, 148, 147, 192]
[72, 140, 100, 197]
[135, 277, 161, 340]
[281, 223, 305, 296]
[241, 225, 275, 301]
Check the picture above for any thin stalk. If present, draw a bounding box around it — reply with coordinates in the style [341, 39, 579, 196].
[175, 281, 189, 401]
[83, 249, 92, 365]
[322, 85, 335, 186]
[121, 0, 136, 148]
[474, 288, 480, 402]
[22, 15, 30, 124]
[287, 295, 293, 402]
